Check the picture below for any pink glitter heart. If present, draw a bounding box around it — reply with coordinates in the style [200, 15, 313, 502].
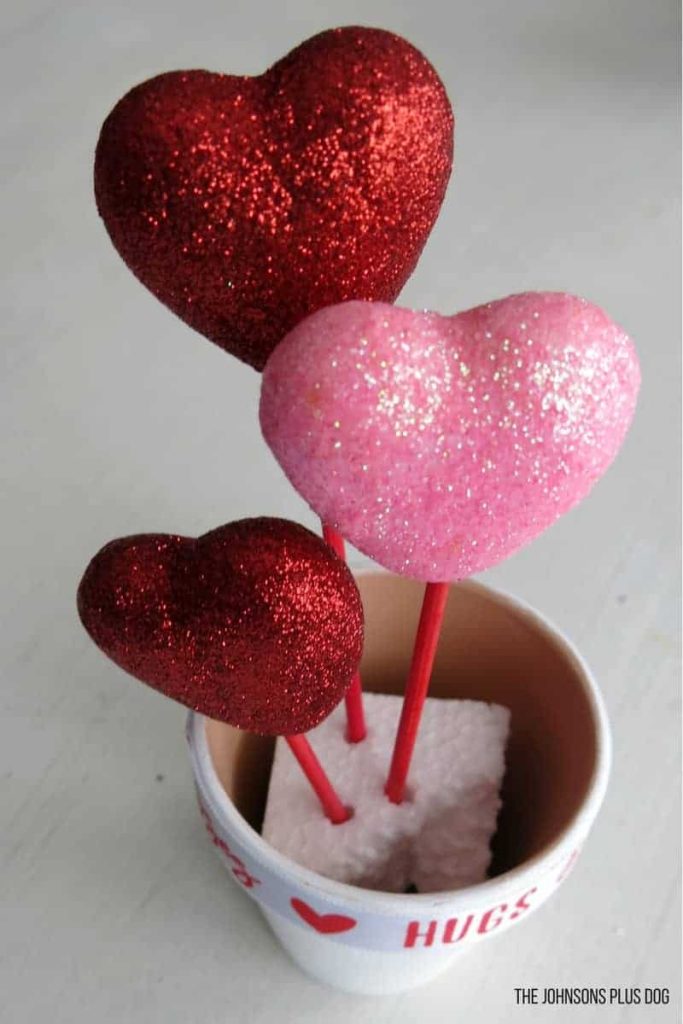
[260, 294, 640, 581]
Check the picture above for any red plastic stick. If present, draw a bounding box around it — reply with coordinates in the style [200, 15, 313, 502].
[322, 522, 346, 560]
[286, 733, 352, 824]
[322, 522, 367, 743]
[385, 581, 450, 804]
[343, 673, 366, 743]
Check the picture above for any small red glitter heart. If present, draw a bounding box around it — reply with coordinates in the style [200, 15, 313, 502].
[290, 898, 357, 934]
[77, 518, 364, 735]
[94, 26, 453, 370]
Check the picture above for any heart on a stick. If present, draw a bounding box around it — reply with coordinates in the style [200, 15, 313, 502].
[260, 294, 640, 581]
[77, 517, 364, 734]
[94, 27, 453, 370]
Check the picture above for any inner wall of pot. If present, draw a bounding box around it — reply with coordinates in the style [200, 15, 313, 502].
[206, 575, 598, 877]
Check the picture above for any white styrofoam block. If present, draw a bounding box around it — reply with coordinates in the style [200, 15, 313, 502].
[262, 693, 510, 894]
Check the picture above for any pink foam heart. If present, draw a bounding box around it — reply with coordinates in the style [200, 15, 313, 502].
[290, 898, 357, 934]
[260, 294, 640, 581]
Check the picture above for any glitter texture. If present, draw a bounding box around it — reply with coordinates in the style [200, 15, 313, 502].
[77, 518, 364, 735]
[94, 27, 454, 370]
[260, 294, 641, 581]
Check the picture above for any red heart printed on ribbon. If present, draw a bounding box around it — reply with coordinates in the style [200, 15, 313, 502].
[94, 27, 454, 370]
[290, 898, 357, 935]
[77, 517, 364, 735]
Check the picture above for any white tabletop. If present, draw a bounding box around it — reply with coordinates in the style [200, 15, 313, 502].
[1, 1, 679, 1021]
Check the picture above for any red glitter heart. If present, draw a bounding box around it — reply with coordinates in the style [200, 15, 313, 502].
[77, 518, 364, 735]
[94, 26, 454, 370]
[290, 898, 357, 934]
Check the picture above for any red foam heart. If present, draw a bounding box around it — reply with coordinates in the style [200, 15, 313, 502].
[290, 898, 357, 934]
[77, 518, 364, 735]
[94, 27, 453, 370]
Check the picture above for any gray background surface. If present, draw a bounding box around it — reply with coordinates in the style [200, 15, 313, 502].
[1, 1, 680, 1021]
